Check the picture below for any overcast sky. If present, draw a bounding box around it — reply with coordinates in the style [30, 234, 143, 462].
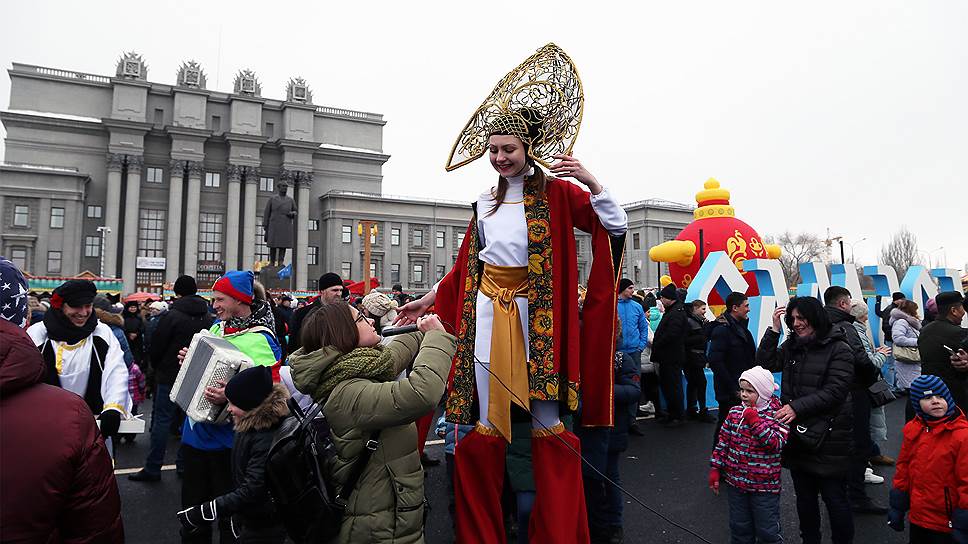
[3, 1, 966, 275]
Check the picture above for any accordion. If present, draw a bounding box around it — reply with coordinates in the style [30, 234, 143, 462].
[170, 331, 254, 424]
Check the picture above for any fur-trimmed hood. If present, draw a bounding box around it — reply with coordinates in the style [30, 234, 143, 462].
[233, 383, 290, 433]
[95, 308, 124, 328]
[890, 307, 922, 330]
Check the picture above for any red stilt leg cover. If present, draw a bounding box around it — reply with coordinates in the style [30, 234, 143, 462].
[415, 411, 434, 455]
[529, 427, 590, 544]
[454, 426, 507, 544]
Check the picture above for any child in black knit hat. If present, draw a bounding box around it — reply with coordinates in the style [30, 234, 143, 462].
[177, 366, 290, 542]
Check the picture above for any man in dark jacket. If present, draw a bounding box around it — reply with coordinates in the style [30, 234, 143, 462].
[919, 291, 968, 411]
[130, 275, 214, 482]
[287, 272, 343, 353]
[707, 292, 756, 443]
[824, 285, 885, 515]
[0, 257, 124, 542]
[684, 300, 715, 423]
[652, 283, 689, 426]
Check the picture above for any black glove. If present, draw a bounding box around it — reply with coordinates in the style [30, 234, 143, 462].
[177, 500, 217, 532]
[98, 410, 121, 438]
[887, 488, 909, 533]
[886, 509, 904, 532]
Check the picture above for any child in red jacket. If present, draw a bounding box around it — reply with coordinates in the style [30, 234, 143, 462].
[889, 374, 968, 543]
[709, 366, 789, 544]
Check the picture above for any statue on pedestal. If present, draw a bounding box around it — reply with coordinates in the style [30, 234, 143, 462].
[263, 183, 297, 266]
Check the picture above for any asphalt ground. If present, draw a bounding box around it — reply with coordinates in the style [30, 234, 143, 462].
[114, 398, 910, 543]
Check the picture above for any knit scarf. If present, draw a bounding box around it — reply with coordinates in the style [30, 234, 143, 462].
[316, 347, 397, 402]
[224, 299, 275, 335]
[43, 309, 98, 345]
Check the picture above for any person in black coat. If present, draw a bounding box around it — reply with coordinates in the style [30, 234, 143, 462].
[919, 291, 968, 411]
[602, 350, 641, 542]
[823, 286, 885, 514]
[684, 300, 715, 423]
[130, 276, 214, 482]
[651, 283, 689, 426]
[757, 296, 855, 544]
[287, 273, 343, 353]
[707, 292, 757, 444]
[178, 367, 290, 543]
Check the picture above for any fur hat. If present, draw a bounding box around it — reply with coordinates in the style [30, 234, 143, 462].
[213, 271, 254, 304]
[174, 275, 197, 297]
[225, 366, 273, 411]
[739, 366, 778, 411]
[361, 291, 397, 318]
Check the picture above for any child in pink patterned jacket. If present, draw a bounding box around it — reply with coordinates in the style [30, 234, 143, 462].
[709, 366, 789, 544]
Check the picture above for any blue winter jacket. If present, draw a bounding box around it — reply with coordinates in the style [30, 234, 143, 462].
[617, 297, 649, 353]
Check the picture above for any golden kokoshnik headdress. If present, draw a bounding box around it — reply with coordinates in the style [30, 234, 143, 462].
[445, 43, 584, 172]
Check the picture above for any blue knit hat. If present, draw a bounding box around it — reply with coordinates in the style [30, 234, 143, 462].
[213, 270, 254, 305]
[0, 257, 30, 328]
[910, 375, 957, 420]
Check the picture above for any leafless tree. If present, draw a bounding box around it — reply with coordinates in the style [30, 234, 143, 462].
[765, 232, 827, 286]
[879, 227, 921, 281]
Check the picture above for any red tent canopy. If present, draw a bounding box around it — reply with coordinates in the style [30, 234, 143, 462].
[346, 277, 380, 295]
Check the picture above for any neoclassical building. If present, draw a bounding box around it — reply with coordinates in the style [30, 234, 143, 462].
[0, 53, 692, 293]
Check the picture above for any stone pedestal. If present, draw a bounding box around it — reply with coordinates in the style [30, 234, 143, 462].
[258, 265, 291, 291]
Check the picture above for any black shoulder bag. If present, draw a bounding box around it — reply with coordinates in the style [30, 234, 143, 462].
[789, 349, 837, 452]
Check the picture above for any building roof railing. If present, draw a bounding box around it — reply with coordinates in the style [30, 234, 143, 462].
[315, 106, 383, 121]
[12, 63, 111, 84]
[1, 161, 81, 173]
[622, 198, 694, 212]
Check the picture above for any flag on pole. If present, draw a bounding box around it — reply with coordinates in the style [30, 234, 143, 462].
[277, 264, 292, 279]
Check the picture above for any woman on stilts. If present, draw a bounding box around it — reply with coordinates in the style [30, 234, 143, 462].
[397, 43, 628, 543]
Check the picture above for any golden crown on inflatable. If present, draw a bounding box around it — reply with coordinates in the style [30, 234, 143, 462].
[649, 178, 782, 305]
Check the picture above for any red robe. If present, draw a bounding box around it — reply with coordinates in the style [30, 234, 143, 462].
[435, 177, 625, 427]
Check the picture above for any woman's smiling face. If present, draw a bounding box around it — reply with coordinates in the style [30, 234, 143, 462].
[488, 135, 527, 177]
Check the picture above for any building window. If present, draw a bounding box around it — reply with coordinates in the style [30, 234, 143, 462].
[391, 264, 400, 284]
[264, 122, 274, 138]
[255, 216, 268, 262]
[633, 232, 640, 250]
[87, 205, 102, 218]
[342, 225, 352, 244]
[136, 270, 164, 288]
[456, 231, 465, 249]
[436, 230, 445, 248]
[50, 207, 65, 229]
[308, 219, 319, 231]
[153, 108, 164, 126]
[341, 262, 352, 279]
[146, 167, 164, 184]
[196, 272, 220, 289]
[369, 262, 376, 278]
[85, 235, 101, 258]
[412, 263, 424, 284]
[205, 172, 221, 188]
[391, 228, 400, 246]
[13, 205, 29, 227]
[436, 264, 446, 281]
[259, 177, 274, 192]
[10, 247, 27, 270]
[198, 212, 224, 262]
[47, 251, 62, 274]
[413, 228, 423, 248]
[309, 246, 318, 265]
[210, 115, 221, 132]
[138, 209, 166, 258]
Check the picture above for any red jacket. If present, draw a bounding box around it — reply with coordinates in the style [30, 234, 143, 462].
[893, 410, 968, 533]
[0, 319, 124, 543]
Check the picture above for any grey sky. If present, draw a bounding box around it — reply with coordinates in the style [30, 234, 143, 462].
[3, 1, 966, 275]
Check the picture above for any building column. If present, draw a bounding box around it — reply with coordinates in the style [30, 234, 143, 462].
[241, 167, 258, 271]
[224, 165, 242, 271]
[296, 172, 311, 291]
[104, 153, 124, 278]
[183, 161, 203, 278]
[166, 160, 185, 281]
[121, 156, 143, 294]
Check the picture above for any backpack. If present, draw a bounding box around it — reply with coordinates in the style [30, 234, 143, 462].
[264, 397, 380, 543]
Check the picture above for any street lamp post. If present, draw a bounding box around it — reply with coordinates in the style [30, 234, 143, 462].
[847, 237, 867, 263]
[96, 226, 111, 278]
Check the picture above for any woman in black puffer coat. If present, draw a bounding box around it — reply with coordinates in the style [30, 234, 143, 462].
[757, 296, 855, 544]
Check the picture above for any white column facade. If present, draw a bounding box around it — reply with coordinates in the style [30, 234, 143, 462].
[182, 162, 203, 278]
[165, 160, 185, 281]
[104, 153, 124, 278]
[241, 168, 258, 271]
[224, 165, 242, 271]
[296, 173, 311, 291]
[121, 156, 143, 294]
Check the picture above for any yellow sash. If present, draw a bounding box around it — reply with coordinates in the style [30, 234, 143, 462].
[478, 264, 530, 442]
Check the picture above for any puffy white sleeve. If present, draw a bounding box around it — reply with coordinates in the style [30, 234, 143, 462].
[590, 186, 628, 236]
[97, 326, 132, 416]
